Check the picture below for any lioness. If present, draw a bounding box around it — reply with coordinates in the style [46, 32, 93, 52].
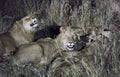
[13, 26, 82, 66]
[0, 15, 38, 57]
[88, 26, 113, 44]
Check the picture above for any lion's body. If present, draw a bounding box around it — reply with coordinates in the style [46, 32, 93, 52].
[0, 15, 38, 57]
[88, 26, 113, 44]
[13, 26, 82, 66]
[0, 33, 16, 56]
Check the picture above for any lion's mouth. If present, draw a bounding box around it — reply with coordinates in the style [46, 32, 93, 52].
[67, 43, 75, 50]
[30, 23, 38, 28]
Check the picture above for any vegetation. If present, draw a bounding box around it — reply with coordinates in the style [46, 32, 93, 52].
[0, 0, 120, 77]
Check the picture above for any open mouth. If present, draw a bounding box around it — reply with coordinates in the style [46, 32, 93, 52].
[67, 43, 75, 50]
[30, 23, 38, 28]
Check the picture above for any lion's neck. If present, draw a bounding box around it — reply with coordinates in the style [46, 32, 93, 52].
[9, 22, 34, 46]
[10, 32, 31, 46]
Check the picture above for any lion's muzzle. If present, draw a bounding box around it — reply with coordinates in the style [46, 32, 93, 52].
[66, 42, 75, 50]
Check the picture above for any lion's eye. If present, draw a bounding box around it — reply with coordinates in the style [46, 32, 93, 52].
[32, 17, 36, 19]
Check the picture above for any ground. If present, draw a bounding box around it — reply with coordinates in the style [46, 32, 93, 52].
[0, 0, 120, 77]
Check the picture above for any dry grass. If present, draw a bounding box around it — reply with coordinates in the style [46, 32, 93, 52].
[0, 0, 120, 77]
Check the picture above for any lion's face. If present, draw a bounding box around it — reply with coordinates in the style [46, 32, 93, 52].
[58, 26, 82, 50]
[63, 36, 76, 50]
[22, 15, 38, 32]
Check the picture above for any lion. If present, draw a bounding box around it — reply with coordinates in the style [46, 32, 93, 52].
[0, 15, 39, 57]
[87, 26, 113, 45]
[12, 26, 83, 66]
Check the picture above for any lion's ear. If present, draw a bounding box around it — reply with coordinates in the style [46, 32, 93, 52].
[16, 20, 23, 25]
[60, 27, 66, 32]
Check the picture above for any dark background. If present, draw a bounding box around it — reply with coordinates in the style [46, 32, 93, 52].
[0, 0, 120, 77]
[0, 0, 6, 10]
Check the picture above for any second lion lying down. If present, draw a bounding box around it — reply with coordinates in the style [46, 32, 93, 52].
[0, 15, 38, 57]
[13, 26, 83, 66]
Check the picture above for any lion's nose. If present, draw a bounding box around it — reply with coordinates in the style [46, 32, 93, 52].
[68, 42, 74, 46]
[30, 23, 34, 27]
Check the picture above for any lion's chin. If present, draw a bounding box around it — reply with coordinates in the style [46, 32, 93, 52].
[30, 26, 39, 32]
[31, 28, 37, 32]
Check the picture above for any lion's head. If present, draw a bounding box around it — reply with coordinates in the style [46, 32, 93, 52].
[56, 26, 83, 51]
[8, 15, 39, 46]
[20, 15, 38, 32]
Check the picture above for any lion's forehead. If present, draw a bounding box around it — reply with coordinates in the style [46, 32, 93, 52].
[60, 32, 79, 41]
[23, 15, 37, 21]
[62, 35, 76, 42]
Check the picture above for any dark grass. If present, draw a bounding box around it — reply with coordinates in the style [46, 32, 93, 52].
[0, 0, 120, 77]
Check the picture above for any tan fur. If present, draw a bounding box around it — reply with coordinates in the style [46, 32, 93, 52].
[87, 26, 113, 45]
[13, 26, 82, 66]
[0, 15, 38, 57]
